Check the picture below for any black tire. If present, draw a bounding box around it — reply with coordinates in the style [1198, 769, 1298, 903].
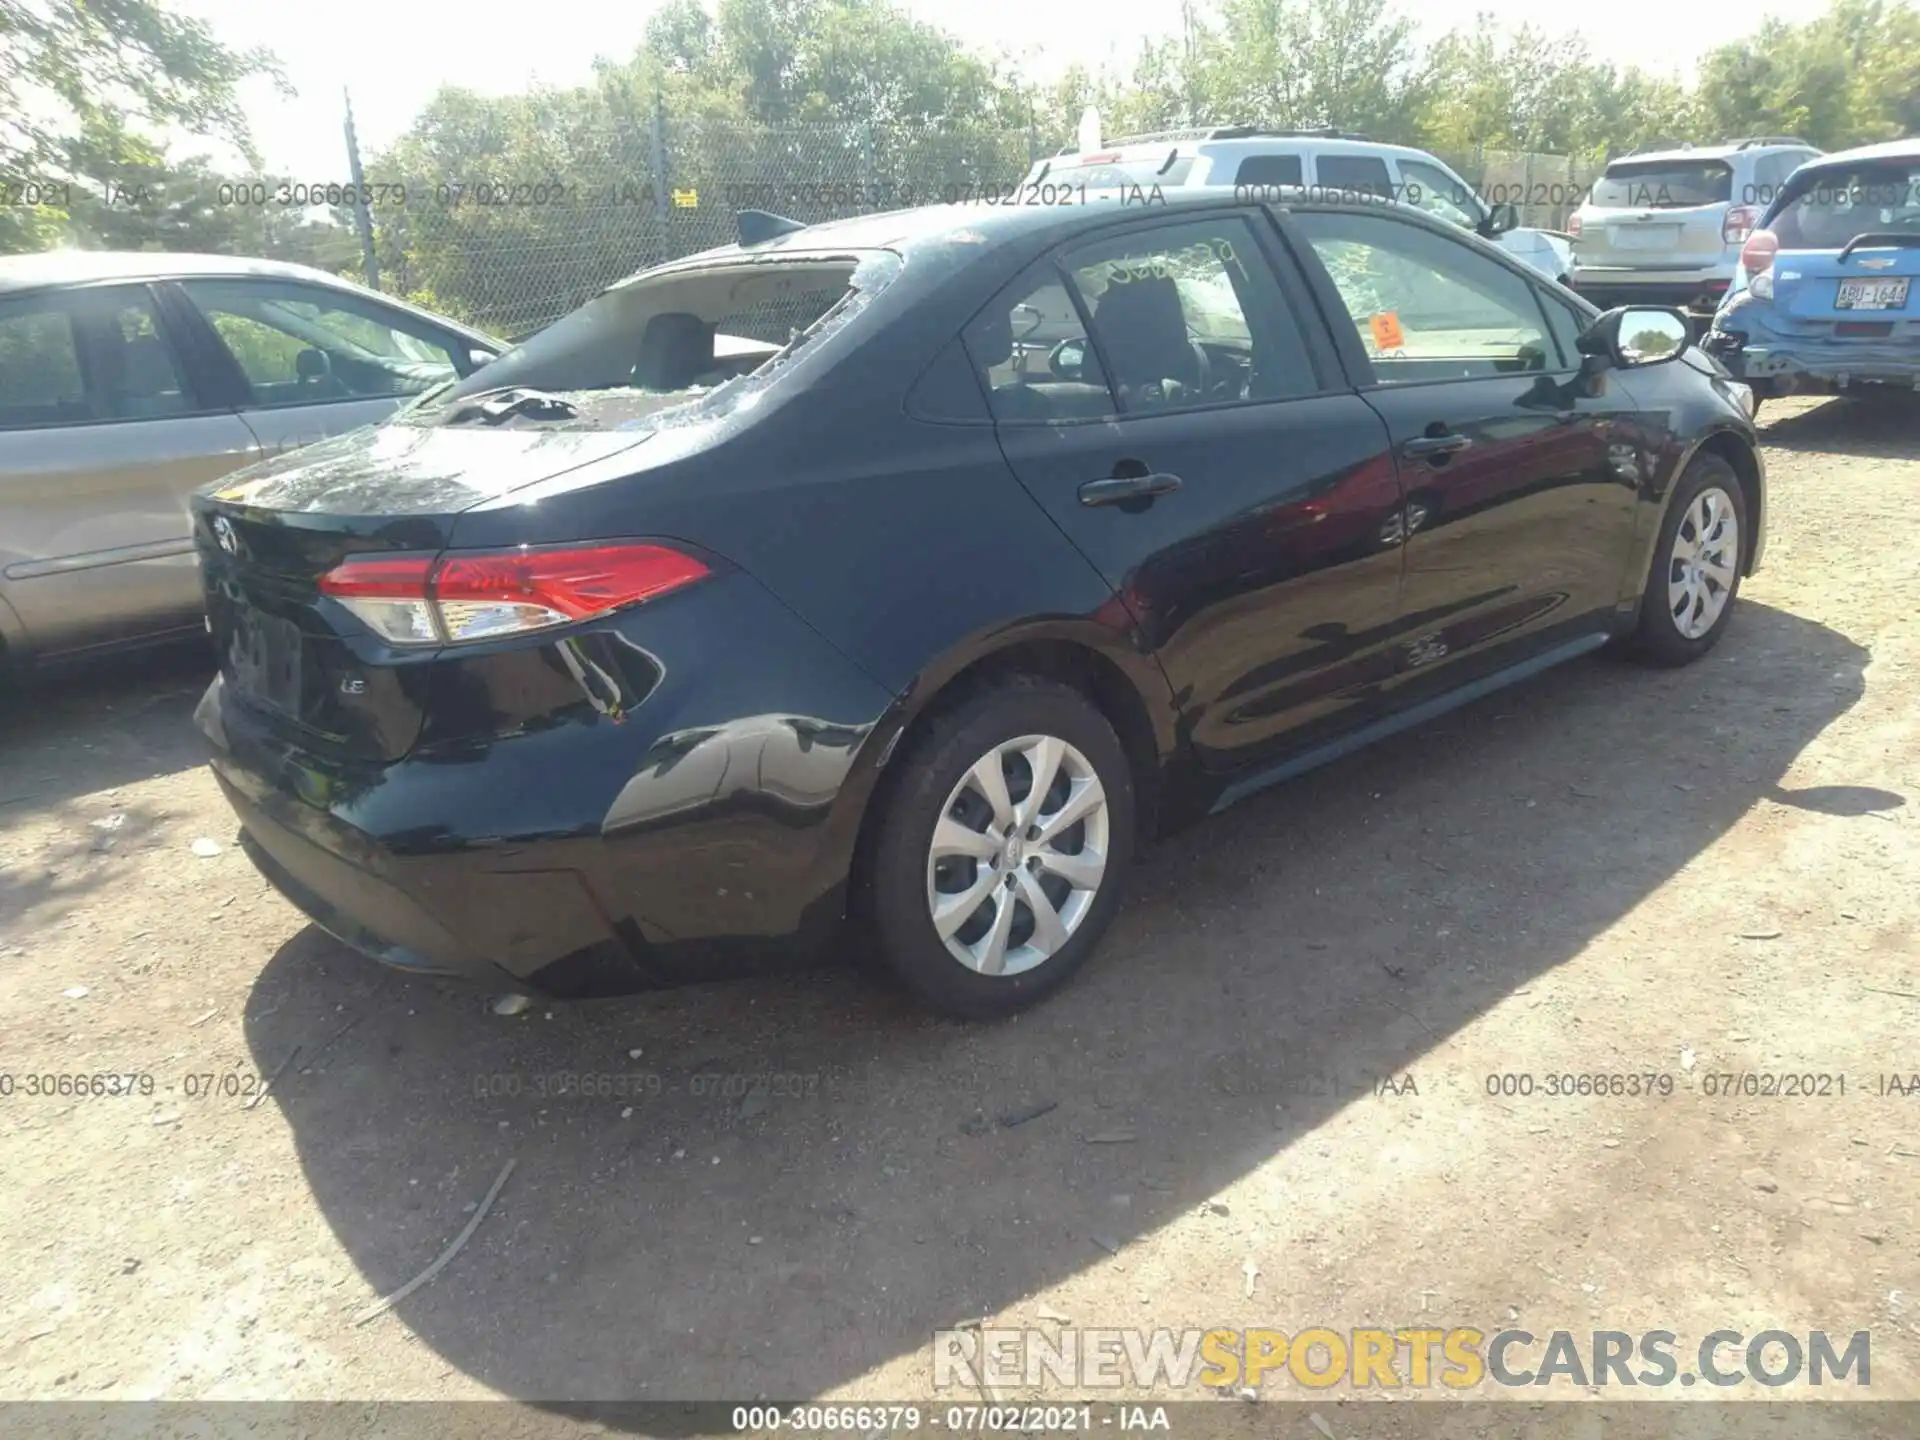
[1627, 453, 1748, 667]
[865, 676, 1135, 1019]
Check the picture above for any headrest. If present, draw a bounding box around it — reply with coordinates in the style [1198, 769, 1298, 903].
[969, 305, 1013, 368]
[634, 312, 717, 390]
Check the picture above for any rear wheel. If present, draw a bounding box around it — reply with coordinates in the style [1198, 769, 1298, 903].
[1628, 454, 1747, 667]
[867, 677, 1134, 1019]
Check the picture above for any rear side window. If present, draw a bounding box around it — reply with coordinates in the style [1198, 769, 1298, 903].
[0, 298, 87, 429]
[962, 272, 1115, 425]
[1315, 155, 1393, 201]
[92, 296, 193, 419]
[1591, 159, 1734, 209]
[1062, 215, 1320, 411]
[1234, 154, 1303, 187]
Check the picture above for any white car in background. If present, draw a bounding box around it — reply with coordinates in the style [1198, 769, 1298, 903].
[1020, 127, 1575, 283]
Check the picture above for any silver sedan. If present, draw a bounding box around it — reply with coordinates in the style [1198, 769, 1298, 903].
[0, 252, 503, 668]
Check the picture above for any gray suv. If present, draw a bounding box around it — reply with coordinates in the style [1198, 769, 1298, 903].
[1570, 138, 1822, 325]
[0, 253, 502, 670]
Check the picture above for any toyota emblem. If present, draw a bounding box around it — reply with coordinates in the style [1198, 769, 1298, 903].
[213, 516, 239, 556]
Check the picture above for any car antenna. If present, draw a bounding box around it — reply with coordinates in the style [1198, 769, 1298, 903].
[738, 210, 809, 246]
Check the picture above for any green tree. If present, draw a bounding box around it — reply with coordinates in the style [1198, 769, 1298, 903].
[1196, 0, 1427, 139]
[1415, 20, 1697, 157]
[1695, 0, 1920, 148]
[1, 0, 282, 252]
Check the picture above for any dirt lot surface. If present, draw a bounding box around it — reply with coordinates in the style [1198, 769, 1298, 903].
[2, 396, 1918, 1424]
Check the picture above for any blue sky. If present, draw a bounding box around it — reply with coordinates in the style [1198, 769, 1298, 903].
[177, 0, 1833, 176]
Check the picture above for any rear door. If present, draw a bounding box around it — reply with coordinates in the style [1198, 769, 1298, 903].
[1311, 152, 1395, 203]
[966, 209, 1408, 776]
[0, 284, 261, 656]
[1583, 157, 1736, 272]
[171, 277, 476, 459]
[1286, 207, 1639, 692]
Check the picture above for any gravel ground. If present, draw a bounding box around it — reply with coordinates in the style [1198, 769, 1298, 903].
[2, 396, 1917, 1421]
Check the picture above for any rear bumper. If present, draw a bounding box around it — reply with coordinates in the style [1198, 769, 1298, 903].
[200, 677, 647, 995]
[195, 570, 900, 999]
[1571, 274, 1733, 317]
[1703, 332, 1920, 391]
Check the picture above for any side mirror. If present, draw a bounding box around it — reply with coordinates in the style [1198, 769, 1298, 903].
[469, 348, 496, 369]
[1480, 201, 1519, 238]
[1049, 338, 1087, 381]
[1577, 305, 1691, 370]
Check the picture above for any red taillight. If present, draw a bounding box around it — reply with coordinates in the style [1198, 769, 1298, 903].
[1567, 213, 1582, 239]
[1722, 205, 1759, 245]
[318, 542, 711, 647]
[1741, 227, 1779, 277]
[318, 555, 435, 597]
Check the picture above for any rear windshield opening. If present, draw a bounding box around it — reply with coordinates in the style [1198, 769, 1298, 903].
[1591, 159, 1734, 209]
[428, 255, 892, 427]
[1771, 162, 1920, 249]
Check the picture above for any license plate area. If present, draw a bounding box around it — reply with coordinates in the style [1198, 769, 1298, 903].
[1610, 225, 1680, 251]
[1836, 277, 1910, 310]
[228, 607, 304, 715]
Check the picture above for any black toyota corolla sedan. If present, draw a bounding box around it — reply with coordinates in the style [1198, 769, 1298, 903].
[194, 188, 1765, 1018]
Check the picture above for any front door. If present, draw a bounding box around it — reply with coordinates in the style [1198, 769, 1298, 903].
[1286, 208, 1641, 696]
[168, 277, 470, 460]
[965, 210, 1407, 777]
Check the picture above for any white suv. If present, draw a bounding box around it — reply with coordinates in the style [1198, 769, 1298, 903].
[1019, 128, 1575, 283]
[1569, 138, 1822, 324]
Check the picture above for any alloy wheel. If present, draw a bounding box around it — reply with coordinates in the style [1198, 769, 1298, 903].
[925, 733, 1110, 977]
[1667, 485, 1740, 640]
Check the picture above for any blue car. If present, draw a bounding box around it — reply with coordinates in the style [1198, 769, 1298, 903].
[1704, 139, 1920, 404]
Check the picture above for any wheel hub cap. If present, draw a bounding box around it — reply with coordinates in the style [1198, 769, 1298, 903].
[925, 733, 1110, 977]
[1667, 485, 1739, 641]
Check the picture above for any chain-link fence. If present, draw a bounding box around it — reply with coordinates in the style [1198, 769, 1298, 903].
[1437, 147, 1603, 232]
[360, 119, 1035, 341]
[351, 120, 1595, 340]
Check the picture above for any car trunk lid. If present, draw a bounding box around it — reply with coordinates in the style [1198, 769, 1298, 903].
[195, 423, 655, 762]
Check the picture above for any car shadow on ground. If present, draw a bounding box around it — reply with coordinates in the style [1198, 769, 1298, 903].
[1759, 394, 1920, 458]
[0, 641, 213, 817]
[0, 643, 216, 926]
[243, 600, 1867, 1407]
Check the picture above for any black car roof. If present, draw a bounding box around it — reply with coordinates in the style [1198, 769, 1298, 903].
[649, 187, 1430, 273]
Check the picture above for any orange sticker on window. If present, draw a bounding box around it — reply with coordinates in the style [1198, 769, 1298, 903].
[1370, 311, 1405, 350]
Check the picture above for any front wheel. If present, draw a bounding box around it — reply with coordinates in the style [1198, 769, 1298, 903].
[866, 677, 1135, 1019]
[1627, 453, 1747, 667]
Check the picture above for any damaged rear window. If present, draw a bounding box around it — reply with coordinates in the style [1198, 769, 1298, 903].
[419, 252, 899, 429]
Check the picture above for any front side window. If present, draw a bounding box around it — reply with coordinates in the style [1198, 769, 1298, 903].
[181, 279, 462, 407]
[1398, 158, 1485, 230]
[1293, 211, 1555, 384]
[1061, 216, 1319, 413]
